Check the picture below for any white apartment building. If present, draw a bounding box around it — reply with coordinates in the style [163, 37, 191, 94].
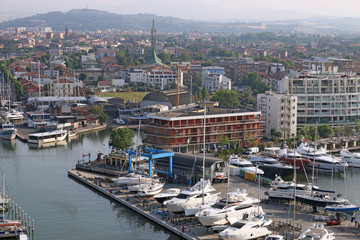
[202, 66, 231, 91]
[257, 91, 297, 139]
[125, 67, 183, 89]
[202, 74, 231, 91]
[285, 72, 360, 125]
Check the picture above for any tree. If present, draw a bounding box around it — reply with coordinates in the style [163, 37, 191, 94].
[91, 105, 108, 124]
[158, 52, 171, 64]
[270, 128, 282, 138]
[108, 128, 135, 151]
[218, 134, 230, 149]
[242, 72, 268, 93]
[201, 87, 210, 99]
[79, 73, 88, 81]
[211, 89, 240, 107]
[244, 133, 257, 147]
[318, 125, 334, 138]
[97, 75, 105, 82]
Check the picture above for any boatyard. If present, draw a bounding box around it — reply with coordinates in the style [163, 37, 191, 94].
[68, 164, 360, 240]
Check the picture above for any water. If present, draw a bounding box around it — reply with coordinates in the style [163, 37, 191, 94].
[0, 129, 179, 240]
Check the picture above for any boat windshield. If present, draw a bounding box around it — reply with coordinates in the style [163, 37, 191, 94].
[176, 193, 189, 199]
[231, 222, 246, 229]
[213, 202, 226, 209]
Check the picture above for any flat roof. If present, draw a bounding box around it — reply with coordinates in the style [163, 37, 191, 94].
[147, 107, 261, 121]
[28, 129, 67, 137]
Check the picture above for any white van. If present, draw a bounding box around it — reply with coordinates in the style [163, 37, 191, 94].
[245, 147, 259, 155]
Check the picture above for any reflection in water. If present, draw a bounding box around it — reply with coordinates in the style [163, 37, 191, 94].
[0, 128, 178, 240]
[0, 139, 16, 151]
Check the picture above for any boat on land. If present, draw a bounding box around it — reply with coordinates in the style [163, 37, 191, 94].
[0, 119, 16, 140]
[164, 179, 218, 214]
[112, 173, 155, 186]
[195, 189, 262, 227]
[154, 188, 180, 205]
[138, 182, 165, 197]
[296, 224, 334, 240]
[265, 175, 314, 200]
[28, 129, 67, 145]
[218, 216, 272, 240]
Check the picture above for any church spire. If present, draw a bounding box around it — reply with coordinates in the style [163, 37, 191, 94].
[151, 18, 156, 51]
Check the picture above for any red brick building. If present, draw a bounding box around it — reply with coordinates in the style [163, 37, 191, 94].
[145, 106, 263, 152]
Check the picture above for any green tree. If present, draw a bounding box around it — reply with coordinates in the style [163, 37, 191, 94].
[91, 105, 108, 124]
[270, 128, 282, 138]
[79, 73, 88, 81]
[108, 128, 135, 151]
[179, 52, 191, 61]
[318, 125, 334, 138]
[158, 52, 171, 64]
[54, 66, 64, 75]
[242, 72, 268, 93]
[244, 133, 257, 147]
[211, 89, 240, 107]
[218, 134, 230, 149]
[97, 75, 105, 82]
[201, 87, 210, 99]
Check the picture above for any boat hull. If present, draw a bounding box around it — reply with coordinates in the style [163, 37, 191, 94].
[260, 165, 294, 180]
[296, 195, 341, 207]
[0, 130, 16, 140]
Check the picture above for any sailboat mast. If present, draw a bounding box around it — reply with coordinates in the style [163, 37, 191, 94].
[293, 137, 297, 238]
[311, 124, 318, 196]
[202, 106, 206, 203]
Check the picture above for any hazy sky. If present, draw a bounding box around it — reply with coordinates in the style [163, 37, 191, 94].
[1, 0, 360, 22]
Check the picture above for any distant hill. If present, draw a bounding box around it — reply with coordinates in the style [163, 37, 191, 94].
[1, 9, 360, 34]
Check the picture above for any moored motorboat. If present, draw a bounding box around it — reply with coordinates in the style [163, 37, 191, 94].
[247, 155, 296, 179]
[324, 203, 360, 212]
[112, 173, 155, 186]
[0, 119, 16, 140]
[278, 150, 310, 171]
[229, 155, 264, 175]
[340, 148, 360, 168]
[265, 176, 313, 200]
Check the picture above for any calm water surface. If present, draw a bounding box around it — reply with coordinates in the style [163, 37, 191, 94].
[0, 129, 179, 240]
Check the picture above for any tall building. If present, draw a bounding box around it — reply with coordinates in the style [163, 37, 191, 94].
[257, 92, 297, 139]
[65, 26, 70, 39]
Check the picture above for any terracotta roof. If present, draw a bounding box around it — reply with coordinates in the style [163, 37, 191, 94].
[97, 81, 111, 86]
[101, 56, 117, 63]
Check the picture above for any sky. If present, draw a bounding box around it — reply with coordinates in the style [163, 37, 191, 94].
[1, 0, 360, 22]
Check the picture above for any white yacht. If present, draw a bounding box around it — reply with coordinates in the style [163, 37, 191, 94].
[195, 191, 262, 227]
[112, 173, 154, 185]
[218, 217, 272, 240]
[266, 176, 313, 200]
[265, 235, 284, 240]
[164, 179, 218, 214]
[229, 155, 264, 175]
[296, 224, 335, 240]
[184, 193, 221, 216]
[297, 142, 348, 172]
[340, 148, 360, 168]
[154, 188, 180, 205]
[0, 119, 16, 140]
[138, 182, 165, 197]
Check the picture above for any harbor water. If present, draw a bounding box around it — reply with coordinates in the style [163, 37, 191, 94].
[0, 129, 179, 240]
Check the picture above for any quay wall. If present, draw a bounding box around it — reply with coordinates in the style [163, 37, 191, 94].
[68, 170, 194, 240]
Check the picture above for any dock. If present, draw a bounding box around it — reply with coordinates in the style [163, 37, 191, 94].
[68, 168, 360, 240]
